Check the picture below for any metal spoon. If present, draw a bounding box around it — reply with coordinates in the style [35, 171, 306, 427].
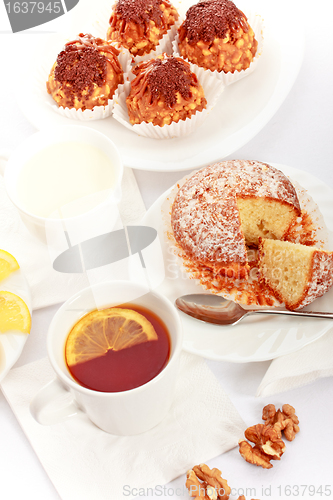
[175, 294, 333, 326]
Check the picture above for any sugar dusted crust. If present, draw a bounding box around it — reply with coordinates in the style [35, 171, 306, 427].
[171, 160, 301, 279]
[300, 251, 333, 308]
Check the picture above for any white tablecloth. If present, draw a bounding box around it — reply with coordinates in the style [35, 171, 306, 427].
[1, 0, 333, 498]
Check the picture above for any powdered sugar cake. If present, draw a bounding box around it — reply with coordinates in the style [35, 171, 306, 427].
[171, 160, 301, 279]
[165, 160, 330, 308]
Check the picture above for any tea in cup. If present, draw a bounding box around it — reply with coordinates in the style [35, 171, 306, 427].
[30, 281, 183, 435]
[65, 303, 170, 393]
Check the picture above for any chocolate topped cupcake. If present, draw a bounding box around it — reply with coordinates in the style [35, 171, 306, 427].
[126, 53, 207, 126]
[107, 0, 179, 57]
[47, 34, 124, 111]
[178, 0, 258, 74]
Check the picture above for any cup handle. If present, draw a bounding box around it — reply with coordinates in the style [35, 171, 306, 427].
[0, 149, 12, 177]
[30, 378, 80, 425]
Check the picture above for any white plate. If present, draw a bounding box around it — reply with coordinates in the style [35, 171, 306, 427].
[17, 0, 304, 172]
[0, 268, 32, 382]
[142, 164, 333, 362]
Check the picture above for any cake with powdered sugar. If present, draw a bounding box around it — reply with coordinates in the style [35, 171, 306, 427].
[171, 160, 301, 280]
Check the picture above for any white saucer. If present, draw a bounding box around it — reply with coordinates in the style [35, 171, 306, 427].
[142, 163, 333, 362]
[0, 268, 32, 382]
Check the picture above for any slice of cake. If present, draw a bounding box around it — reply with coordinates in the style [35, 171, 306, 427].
[258, 239, 333, 310]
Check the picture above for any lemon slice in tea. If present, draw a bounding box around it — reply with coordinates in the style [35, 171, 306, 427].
[65, 307, 158, 366]
[0, 291, 31, 334]
[0, 250, 20, 282]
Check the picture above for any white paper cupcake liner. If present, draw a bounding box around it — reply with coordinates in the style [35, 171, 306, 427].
[173, 12, 264, 87]
[162, 169, 329, 308]
[92, 1, 181, 64]
[39, 46, 132, 121]
[112, 60, 225, 139]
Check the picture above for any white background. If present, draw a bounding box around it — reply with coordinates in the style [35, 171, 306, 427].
[0, 0, 333, 499]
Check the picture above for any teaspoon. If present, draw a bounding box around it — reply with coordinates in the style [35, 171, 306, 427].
[175, 294, 333, 326]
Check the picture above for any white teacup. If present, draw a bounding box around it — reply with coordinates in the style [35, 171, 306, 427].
[30, 281, 183, 435]
[0, 125, 123, 242]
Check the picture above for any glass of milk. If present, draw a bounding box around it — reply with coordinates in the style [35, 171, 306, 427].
[1, 125, 123, 242]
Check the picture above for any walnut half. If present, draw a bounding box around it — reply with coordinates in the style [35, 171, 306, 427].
[238, 421, 286, 469]
[186, 464, 231, 500]
[245, 423, 286, 460]
[262, 404, 300, 441]
[238, 439, 273, 469]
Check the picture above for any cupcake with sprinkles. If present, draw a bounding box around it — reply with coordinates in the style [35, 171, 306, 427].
[106, 0, 180, 61]
[113, 52, 223, 139]
[174, 0, 263, 85]
[46, 33, 130, 120]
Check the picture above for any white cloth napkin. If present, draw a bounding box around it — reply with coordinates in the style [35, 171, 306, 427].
[256, 329, 333, 396]
[1, 353, 246, 500]
[0, 167, 146, 310]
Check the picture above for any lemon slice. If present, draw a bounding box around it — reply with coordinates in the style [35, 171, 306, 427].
[65, 307, 158, 366]
[0, 250, 20, 282]
[0, 291, 31, 334]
